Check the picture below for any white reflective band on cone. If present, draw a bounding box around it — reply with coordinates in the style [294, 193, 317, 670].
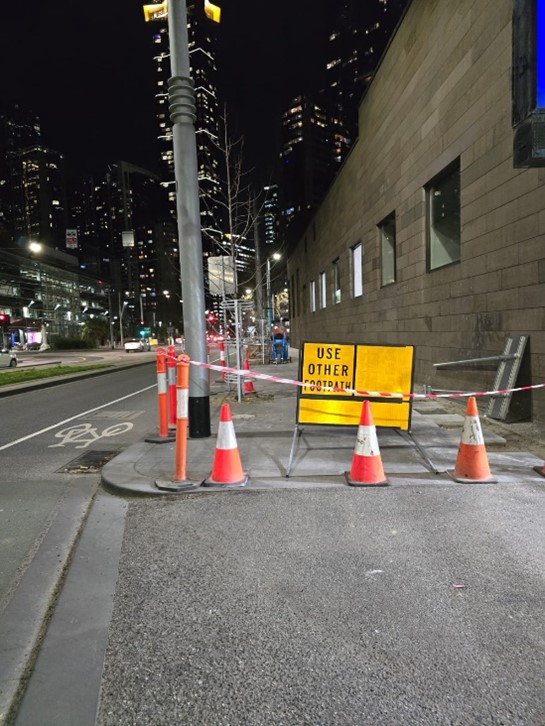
[157, 372, 167, 394]
[353, 425, 380, 457]
[167, 367, 176, 384]
[461, 416, 484, 446]
[177, 389, 188, 419]
[216, 422, 238, 450]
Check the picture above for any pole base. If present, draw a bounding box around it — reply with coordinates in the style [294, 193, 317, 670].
[144, 432, 176, 444]
[155, 479, 201, 492]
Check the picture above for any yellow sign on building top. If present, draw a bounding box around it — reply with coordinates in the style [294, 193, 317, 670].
[297, 341, 414, 430]
[143, 1, 221, 23]
[204, 0, 221, 22]
[143, 0, 167, 22]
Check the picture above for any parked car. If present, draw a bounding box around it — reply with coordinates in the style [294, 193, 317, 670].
[0, 348, 17, 368]
[124, 338, 151, 353]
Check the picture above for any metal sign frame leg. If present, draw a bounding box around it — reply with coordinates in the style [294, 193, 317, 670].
[286, 425, 304, 478]
[396, 429, 443, 474]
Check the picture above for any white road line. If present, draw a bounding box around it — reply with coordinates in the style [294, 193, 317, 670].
[0, 385, 156, 452]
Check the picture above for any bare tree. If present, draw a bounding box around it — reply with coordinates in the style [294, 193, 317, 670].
[201, 105, 266, 299]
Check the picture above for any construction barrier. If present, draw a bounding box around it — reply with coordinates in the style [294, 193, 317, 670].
[345, 400, 388, 487]
[243, 358, 256, 395]
[190, 357, 545, 401]
[203, 403, 247, 487]
[174, 355, 190, 481]
[167, 344, 176, 428]
[156, 347, 169, 439]
[219, 337, 226, 380]
[450, 397, 495, 483]
[144, 354, 545, 490]
[155, 355, 200, 492]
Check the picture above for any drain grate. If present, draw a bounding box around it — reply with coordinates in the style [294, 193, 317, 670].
[58, 449, 121, 474]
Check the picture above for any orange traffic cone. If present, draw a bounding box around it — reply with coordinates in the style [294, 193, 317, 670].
[243, 358, 256, 395]
[450, 397, 495, 483]
[345, 400, 388, 487]
[203, 404, 248, 487]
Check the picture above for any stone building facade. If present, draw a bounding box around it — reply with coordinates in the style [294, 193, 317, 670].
[288, 0, 545, 420]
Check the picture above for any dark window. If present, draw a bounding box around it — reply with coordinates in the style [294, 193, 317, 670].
[426, 160, 461, 270]
[379, 213, 396, 286]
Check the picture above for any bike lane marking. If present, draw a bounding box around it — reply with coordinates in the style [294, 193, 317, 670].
[0, 385, 156, 452]
[49, 422, 134, 449]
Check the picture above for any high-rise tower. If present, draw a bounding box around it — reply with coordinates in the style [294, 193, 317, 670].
[279, 95, 333, 233]
[325, 0, 408, 163]
[8, 145, 67, 249]
[279, 1, 408, 232]
[143, 0, 224, 251]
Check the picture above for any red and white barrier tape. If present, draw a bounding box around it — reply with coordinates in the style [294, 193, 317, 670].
[168, 354, 545, 400]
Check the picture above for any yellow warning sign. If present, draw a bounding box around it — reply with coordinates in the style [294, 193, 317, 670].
[297, 341, 414, 430]
[301, 342, 355, 395]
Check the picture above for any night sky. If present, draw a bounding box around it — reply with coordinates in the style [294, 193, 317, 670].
[1, 0, 329, 179]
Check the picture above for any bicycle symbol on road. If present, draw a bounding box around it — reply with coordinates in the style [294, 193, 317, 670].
[49, 422, 134, 449]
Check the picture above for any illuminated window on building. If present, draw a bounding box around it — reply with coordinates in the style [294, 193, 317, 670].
[352, 243, 362, 297]
[333, 258, 341, 303]
[426, 159, 461, 271]
[379, 213, 396, 286]
[319, 272, 327, 309]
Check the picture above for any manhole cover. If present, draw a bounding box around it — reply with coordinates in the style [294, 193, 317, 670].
[58, 449, 121, 474]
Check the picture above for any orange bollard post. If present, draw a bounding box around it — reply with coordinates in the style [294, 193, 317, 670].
[155, 355, 199, 491]
[145, 347, 175, 444]
[167, 344, 176, 428]
[156, 347, 169, 438]
[174, 354, 189, 481]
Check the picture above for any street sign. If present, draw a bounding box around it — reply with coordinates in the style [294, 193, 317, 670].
[297, 341, 415, 430]
[65, 229, 78, 249]
[207, 256, 235, 296]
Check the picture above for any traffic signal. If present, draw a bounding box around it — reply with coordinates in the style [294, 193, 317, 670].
[0, 313, 10, 326]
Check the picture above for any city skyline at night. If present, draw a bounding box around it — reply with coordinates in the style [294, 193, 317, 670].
[0, 0, 333, 177]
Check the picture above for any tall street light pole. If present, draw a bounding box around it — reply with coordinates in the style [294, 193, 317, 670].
[266, 258, 272, 328]
[167, 0, 210, 437]
[253, 198, 264, 324]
